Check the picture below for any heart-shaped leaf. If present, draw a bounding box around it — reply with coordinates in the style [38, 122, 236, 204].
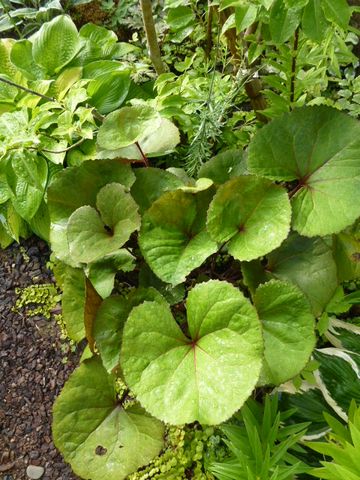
[53, 357, 164, 480]
[207, 176, 291, 261]
[48, 160, 135, 265]
[248, 106, 360, 236]
[94, 288, 165, 372]
[121, 280, 263, 425]
[266, 233, 338, 316]
[67, 183, 140, 264]
[97, 105, 161, 151]
[139, 189, 217, 285]
[254, 280, 316, 386]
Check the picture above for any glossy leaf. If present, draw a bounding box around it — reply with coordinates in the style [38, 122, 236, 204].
[266, 233, 338, 316]
[94, 288, 165, 372]
[255, 280, 316, 385]
[53, 357, 164, 480]
[248, 106, 360, 236]
[47, 160, 135, 265]
[32, 15, 81, 75]
[207, 176, 291, 261]
[87, 70, 131, 114]
[67, 183, 140, 264]
[121, 280, 263, 425]
[139, 189, 217, 285]
[97, 105, 161, 150]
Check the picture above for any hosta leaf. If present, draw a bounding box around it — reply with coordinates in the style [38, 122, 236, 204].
[97, 105, 161, 150]
[248, 106, 360, 236]
[198, 149, 248, 185]
[87, 249, 136, 299]
[32, 15, 81, 75]
[87, 70, 131, 115]
[67, 183, 140, 264]
[207, 176, 291, 261]
[130, 167, 184, 214]
[61, 265, 86, 342]
[53, 357, 164, 480]
[266, 233, 338, 316]
[139, 189, 217, 285]
[254, 280, 316, 385]
[94, 288, 164, 372]
[6, 151, 48, 221]
[121, 280, 263, 425]
[0, 39, 17, 78]
[10, 40, 45, 80]
[47, 159, 135, 265]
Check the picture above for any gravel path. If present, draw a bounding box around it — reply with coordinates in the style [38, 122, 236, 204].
[0, 238, 79, 480]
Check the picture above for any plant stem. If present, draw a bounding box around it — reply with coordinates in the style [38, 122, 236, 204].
[0, 76, 56, 102]
[290, 27, 299, 106]
[135, 141, 149, 167]
[140, 0, 166, 75]
[205, 2, 214, 59]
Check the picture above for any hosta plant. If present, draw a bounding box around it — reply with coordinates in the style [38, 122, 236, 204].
[49, 104, 360, 479]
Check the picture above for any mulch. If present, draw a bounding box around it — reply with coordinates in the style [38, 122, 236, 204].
[0, 237, 79, 480]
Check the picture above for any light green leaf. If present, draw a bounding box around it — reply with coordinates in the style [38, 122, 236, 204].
[87, 70, 131, 115]
[302, 0, 328, 43]
[266, 233, 338, 317]
[87, 249, 136, 299]
[269, 0, 301, 43]
[0, 39, 17, 78]
[0, 161, 10, 204]
[6, 151, 48, 221]
[207, 176, 291, 261]
[94, 288, 165, 372]
[28, 200, 50, 242]
[254, 280, 316, 386]
[53, 357, 164, 480]
[67, 183, 140, 264]
[97, 105, 161, 150]
[0, 201, 29, 242]
[47, 159, 135, 265]
[10, 40, 45, 80]
[139, 189, 217, 285]
[121, 280, 263, 425]
[138, 264, 185, 305]
[32, 15, 81, 75]
[248, 106, 360, 236]
[167, 6, 195, 31]
[53, 67, 83, 100]
[198, 149, 248, 185]
[130, 167, 184, 214]
[235, 5, 258, 32]
[179, 178, 213, 193]
[321, 0, 350, 30]
[333, 228, 360, 282]
[61, 265, 86, 342]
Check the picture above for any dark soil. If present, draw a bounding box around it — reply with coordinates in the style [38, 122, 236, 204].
[0, 237, 79, 480]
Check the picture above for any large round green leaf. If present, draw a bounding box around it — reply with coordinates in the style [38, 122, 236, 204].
[139, 189, 217, 285]
[53, 357, 164, 480]
[67, 183, 140, 264]
[248, 106, 360, 236]
[207, 176, 291, 261]
[94, 288, 165, 372]
[32, 15, 81, 75]
[254, 280, 316, 386]
[266, 233, 338, 317]
[97, 105, 161, 150]
[121, 280, 263, 425]
[47, 160, 135, 265]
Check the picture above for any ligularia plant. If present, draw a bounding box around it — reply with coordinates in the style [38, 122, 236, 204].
[49, 104, 360, 479]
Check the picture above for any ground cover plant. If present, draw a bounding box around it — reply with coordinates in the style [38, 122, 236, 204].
[0, 1, 360, 479]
